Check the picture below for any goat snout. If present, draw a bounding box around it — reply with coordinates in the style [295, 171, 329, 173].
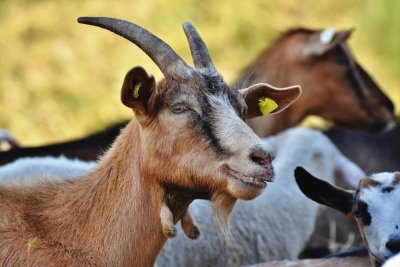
[250, 148, 274, 168]
[386, 236, 400, 254]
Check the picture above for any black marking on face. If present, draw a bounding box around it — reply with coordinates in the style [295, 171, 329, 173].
[382, 187, 394, 193]
[165, 72, 245, 159]
[202, 72, 225, 94]
[353, 200, 371, 226]
[193, 93, 232, 159]
[396, 225, 399, 230]
[356, 63, 395, 113]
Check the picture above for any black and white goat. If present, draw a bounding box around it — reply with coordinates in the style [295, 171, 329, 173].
[295, 167, 400, 266]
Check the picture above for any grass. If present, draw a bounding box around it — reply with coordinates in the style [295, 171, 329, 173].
[0, 0, 399, 145]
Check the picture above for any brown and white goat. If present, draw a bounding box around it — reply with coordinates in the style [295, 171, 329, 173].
[0, 28, 394, 166]
[295, 167, 400, 267]
[0, 17, 301, 266]
[239, 28, 394, 136]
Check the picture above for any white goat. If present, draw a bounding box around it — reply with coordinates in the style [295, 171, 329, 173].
[155, 128, 365, 267]
[296, 167, 400, 266]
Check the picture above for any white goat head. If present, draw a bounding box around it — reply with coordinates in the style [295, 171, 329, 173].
[295, 167, 400, 267]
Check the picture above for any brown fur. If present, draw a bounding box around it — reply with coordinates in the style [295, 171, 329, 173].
[359, 177, 381, 190]
[392, 172, 400, 185]
[0, 122, 169, 266]
[0, 117, 237, 266]
[239, 28, 394, 137]
[160, 202, 199, 239]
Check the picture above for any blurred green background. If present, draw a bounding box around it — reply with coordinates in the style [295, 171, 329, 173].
[0, 0, 399, 146]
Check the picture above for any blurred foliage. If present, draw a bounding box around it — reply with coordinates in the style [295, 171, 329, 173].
[0, 0, 399, 145]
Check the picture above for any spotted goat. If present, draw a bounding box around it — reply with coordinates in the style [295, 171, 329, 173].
[295, 167, 400, 266]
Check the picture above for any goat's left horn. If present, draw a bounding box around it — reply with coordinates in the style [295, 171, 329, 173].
[77, 17, 191, 77]
[182, 22, 216, 71]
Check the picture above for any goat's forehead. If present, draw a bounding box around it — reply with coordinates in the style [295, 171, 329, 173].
[164, 74, 245, 111]
[359, 172, 400, 202]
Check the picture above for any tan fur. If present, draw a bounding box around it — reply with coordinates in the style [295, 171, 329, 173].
[180, 210, 200, 240]
[160, 202, 199, 240]
[0, 122, 168, 266]
[160, 202, 178, 238]
[240, 29, 394, 137]
[0, 119, 236, 266]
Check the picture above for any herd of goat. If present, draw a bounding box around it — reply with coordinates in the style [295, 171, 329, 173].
[0, 16, 399, 267]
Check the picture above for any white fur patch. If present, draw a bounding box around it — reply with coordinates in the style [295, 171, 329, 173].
[320, 28, 336, 44]
[383, 253, 400, 267]
[0, 156, 95, 183]
[359, 172, 400, 262]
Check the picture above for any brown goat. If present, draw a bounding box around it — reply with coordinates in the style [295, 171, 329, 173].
[240, 28, 394, 136]
[0, 17, 301, 266]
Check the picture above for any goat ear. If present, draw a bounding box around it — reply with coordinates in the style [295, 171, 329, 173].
[240, 83, 301, 120]
[121, 66, 157, 116]
[302, 28, 353, 58]
[294, 167, 355, 215]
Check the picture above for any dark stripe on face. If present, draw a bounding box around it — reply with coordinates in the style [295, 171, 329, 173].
[355, 63, 395, 113]
[354, 200, 372, 226]
[191, 94, 232, 159]
[337, 46, 366, 99]
[203, 72, 225, 94]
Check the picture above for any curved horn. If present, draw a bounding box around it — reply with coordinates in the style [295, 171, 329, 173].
[182, 22, 216, 71]
[77, 17, 190, 76]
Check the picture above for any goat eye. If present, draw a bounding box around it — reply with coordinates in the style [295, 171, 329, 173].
[171, 104, 188, 114]
[353, 210, 362, 219]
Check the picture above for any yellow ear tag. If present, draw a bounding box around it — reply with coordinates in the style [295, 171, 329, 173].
[133, 82, 142, 99]
[258, 97, 278, 116]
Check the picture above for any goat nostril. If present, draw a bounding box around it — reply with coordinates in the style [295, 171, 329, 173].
[386, 239, 400, 253]
[250, 149, 271, 166]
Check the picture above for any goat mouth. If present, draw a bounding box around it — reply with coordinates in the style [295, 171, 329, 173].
[226, 166, 270, 189]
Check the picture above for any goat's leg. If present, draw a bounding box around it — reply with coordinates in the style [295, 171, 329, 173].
[160, 202, 177, 238]
[181, 209, 200, 240]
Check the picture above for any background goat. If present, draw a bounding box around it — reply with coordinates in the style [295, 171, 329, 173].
[239, 28, 394, 136]
[325, 125, 400, 174]
[295, 167, 400, 266]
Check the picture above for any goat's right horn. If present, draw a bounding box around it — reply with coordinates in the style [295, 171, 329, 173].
[77, 17, 190, 76]
[182, 22, 216, 72]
